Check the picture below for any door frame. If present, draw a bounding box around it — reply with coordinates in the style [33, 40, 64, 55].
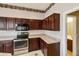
[63, 7, 79, 56]
[66, 15, 76, 56]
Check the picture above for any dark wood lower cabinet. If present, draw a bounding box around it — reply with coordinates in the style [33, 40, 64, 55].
[29, 38, 60, 56]
[28, 38, 40, 52]
[40, 39, 60, 56]
[4, 40, 13, 53]
[0, 40, 13, 53]
[0, 42, 4, 52]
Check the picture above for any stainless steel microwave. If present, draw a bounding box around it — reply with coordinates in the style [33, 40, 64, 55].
[16, 24, 29, 31]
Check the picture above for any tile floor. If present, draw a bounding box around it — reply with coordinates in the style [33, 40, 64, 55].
[67, 50, 73, 56]
[0, 50, 44, 56]
[18, 50, 44, 56]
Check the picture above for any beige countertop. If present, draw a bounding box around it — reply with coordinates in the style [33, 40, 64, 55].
[0, 34, 60, 44]
[29, 34, 60, 44]
[0, 53, 11, 56]
[0, 37, 15, 41]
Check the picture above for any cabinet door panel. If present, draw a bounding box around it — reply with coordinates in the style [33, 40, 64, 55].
[48, 15, 55, 30]
[42, 20, 47, 30]
[15, 18, 22, 24]
[0, 17, 7, 30]
[7, 18, 15, 30]
[29, 20, 42, 30]
[0, 41, 4, 52]
[40, 39, 44, 53]
[54, 14, 60, 30]
[28, 38, 40, 52]
[22, 19, 29, 24]
[4, 41, 12, 53]
[43, 41, 47, 56]
[42, 13, 60, 31]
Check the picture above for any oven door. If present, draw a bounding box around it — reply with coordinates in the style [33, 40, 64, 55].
[14, 39, 28, 51]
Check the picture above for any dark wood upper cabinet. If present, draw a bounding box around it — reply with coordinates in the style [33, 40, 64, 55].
[42, 19, 47, 30]
[42, 13, 60, 31]
[0, 13, 60, 30]
[15, 18, 22, 24]
[6, 18, 15, 30]
[22, 19, 29, 24]
[53, 13, 60, 31]
[0, 17, 7, 30]
[29, 20, 42, 30]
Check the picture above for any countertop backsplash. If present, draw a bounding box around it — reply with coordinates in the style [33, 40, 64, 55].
[0, 30, 45, 38]
[0, 30, 17, 38]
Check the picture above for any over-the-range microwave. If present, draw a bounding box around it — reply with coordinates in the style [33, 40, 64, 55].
[16, 24, 29, 31]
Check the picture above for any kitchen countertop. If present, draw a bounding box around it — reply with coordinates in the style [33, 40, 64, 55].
[0, 34, 60, 44]
[0, 36, 16, 41]
[29, 34, 60, 44]
[0, 37, 15, 41]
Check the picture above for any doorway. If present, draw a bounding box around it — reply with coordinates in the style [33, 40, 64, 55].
[66, 16, 75, 56]
[66, 10, 79, 56]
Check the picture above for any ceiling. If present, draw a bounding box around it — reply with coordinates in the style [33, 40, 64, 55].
[5, 3, 51, 11]
[0, 3, 54, 13]
[68, 10, 79, 16]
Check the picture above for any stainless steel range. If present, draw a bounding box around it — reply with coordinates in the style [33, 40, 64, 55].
[13, 32, 29, 55]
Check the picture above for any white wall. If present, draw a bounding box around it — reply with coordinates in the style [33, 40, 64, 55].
[0, 7, 44, 19]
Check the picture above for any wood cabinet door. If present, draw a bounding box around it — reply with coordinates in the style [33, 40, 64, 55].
[43, 41, 47, 56]
[42, 20, 47, 30]
[47, 42, 60, 56]
[40, 39, 44, 53]
[29, 20, 34, 30]
[15, 18, 22, 24]
[29, 20, 42, 30]
[42, 13, 60, 31]
[54, 14, 60, 31]
[4, 40, 12, 53]
[7, 18, 15, 30]
[0, 17, 7, 30]
[40, 39, 47, 56]
[28, 38, 40, 52]
[0, 41, 4, 52]
[45, 18, 49, 30]
[37, 20, 42, 29]
[48, 15, 55, 30]
[22, 19, 29, 25]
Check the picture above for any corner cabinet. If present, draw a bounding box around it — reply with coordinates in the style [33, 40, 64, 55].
[42, 13, 60, 31]
[40, 39, 60, 56]
[28, 38, 60, 56]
